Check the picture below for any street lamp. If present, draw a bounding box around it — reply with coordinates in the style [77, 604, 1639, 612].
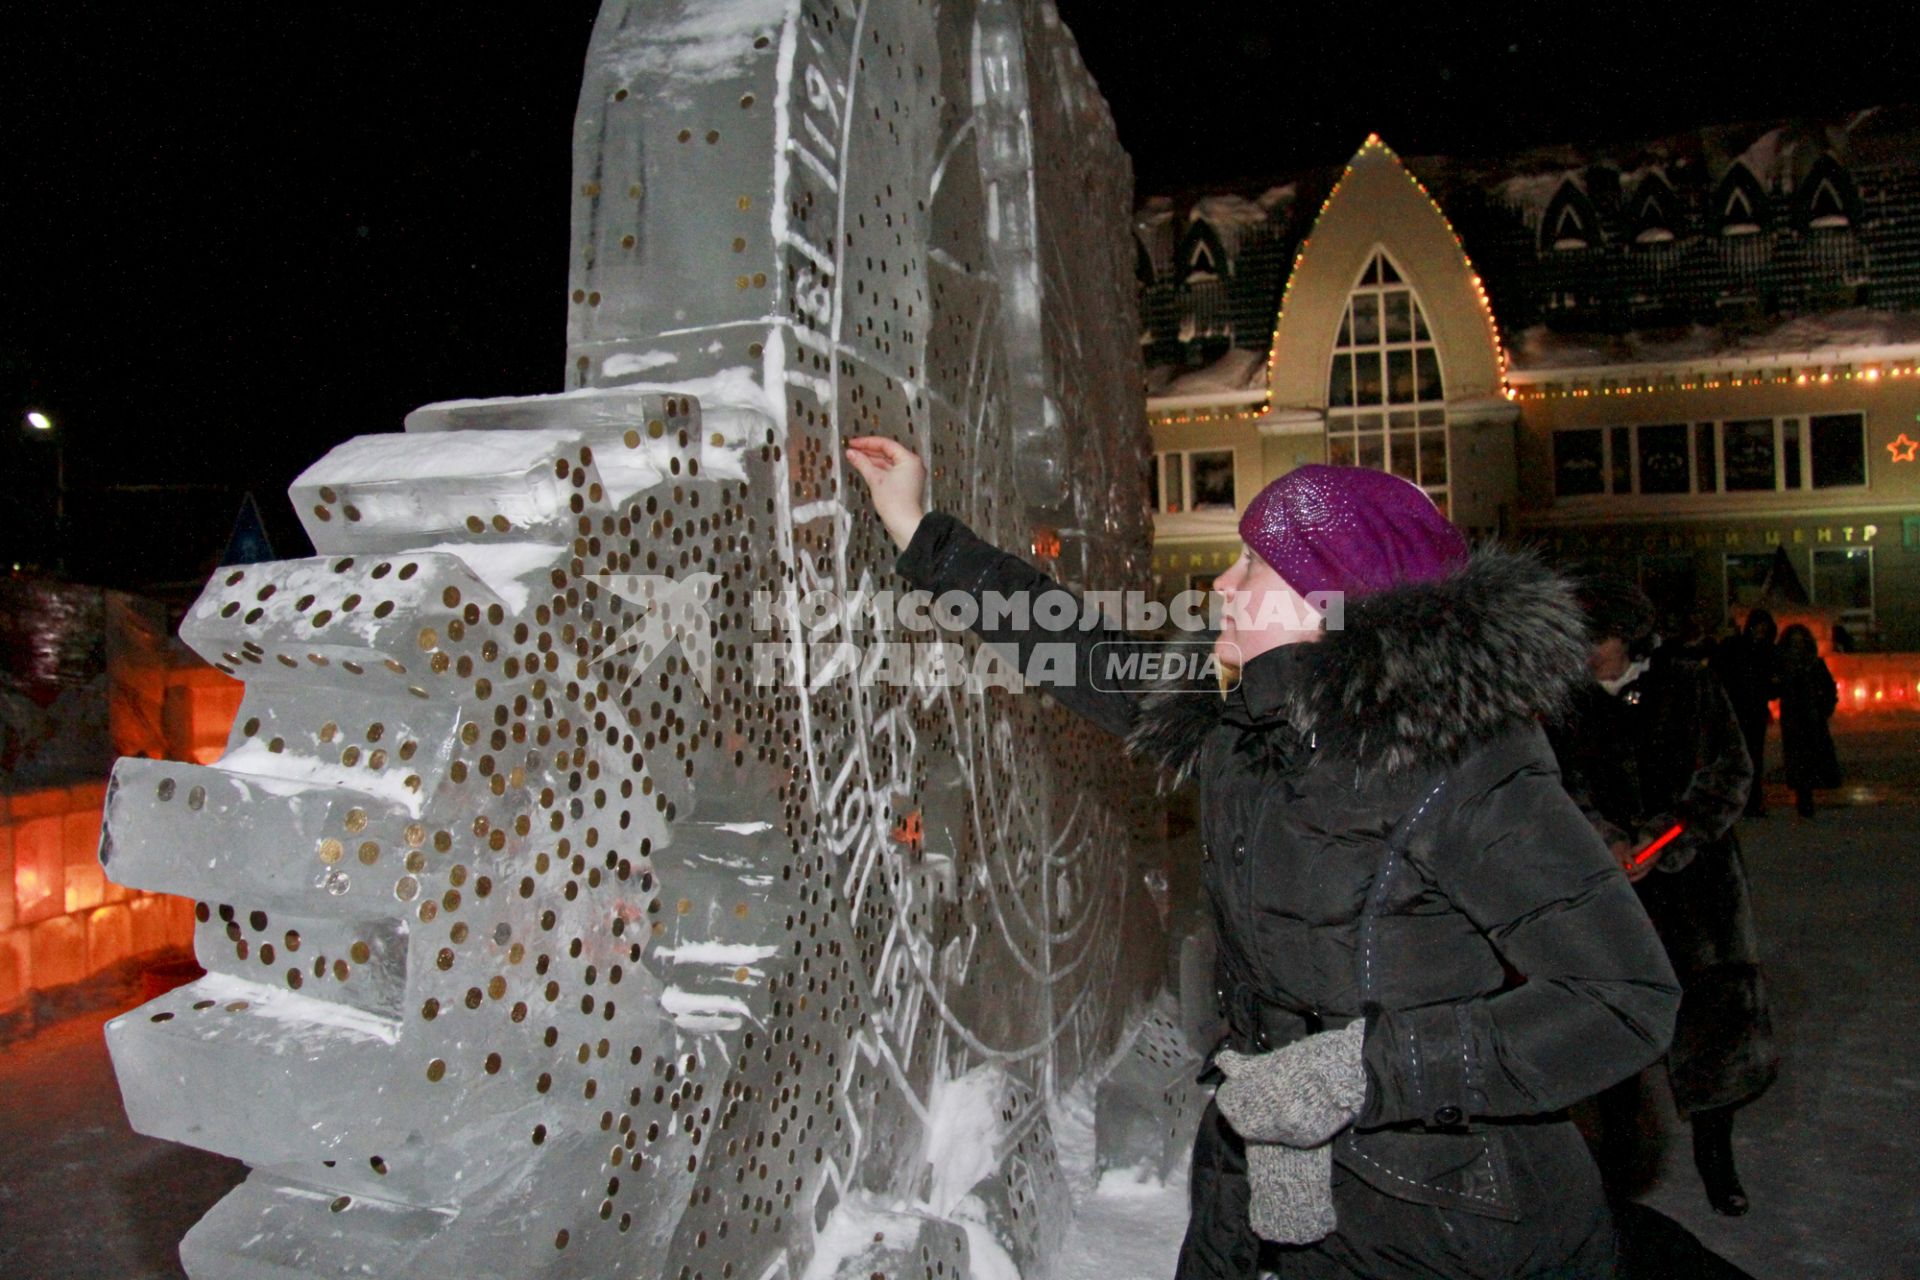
[22, 409, 66, 571]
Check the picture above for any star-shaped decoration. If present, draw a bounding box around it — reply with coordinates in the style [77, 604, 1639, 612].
[1890, 433, 1919, 463]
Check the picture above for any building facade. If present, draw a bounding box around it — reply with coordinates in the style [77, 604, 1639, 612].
[1139, 111, 1920, 650]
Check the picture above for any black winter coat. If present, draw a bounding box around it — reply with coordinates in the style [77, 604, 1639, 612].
[1549, 657, 1777, 1115]
[1710, 634, 1776, 735]
[896, 513, 1681, 1278]
[1777, 655, 1841, 791]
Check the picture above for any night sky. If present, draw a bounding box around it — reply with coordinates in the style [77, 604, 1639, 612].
[4, 0, 1904, 589]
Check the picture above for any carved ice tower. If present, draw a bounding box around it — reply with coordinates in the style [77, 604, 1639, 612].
[97, 3, 1181, 1277]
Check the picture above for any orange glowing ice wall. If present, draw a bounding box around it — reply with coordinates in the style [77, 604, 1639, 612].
[1, 782, 199, 1022]
[1828, 653, 1920, 714]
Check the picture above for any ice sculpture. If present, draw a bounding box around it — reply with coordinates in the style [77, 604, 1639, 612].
[99, 1, 1167, 1276]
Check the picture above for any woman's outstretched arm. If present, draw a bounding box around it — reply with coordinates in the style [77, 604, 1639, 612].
[845, 436, 1148, 738]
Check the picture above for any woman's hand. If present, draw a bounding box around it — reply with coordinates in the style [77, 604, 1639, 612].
[1213, 1023, 1367, 1147]
[845, 436, 927, 552]
[1609, 839, 1656, 882]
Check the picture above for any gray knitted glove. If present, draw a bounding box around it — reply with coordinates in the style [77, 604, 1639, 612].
[1246, 1140, 1337, 1244]
[1214, 1022, 1368, 1147]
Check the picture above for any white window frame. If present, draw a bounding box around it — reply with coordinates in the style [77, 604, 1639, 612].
[1811, 545, 1875, 620]
[1551, 411, 1870, 502]
[1152, 448, 1237, 515]
[1325, 247, 1450, 510]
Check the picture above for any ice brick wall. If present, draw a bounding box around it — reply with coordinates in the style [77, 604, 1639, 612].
[0, 783, 197, 1022]
[101, 2, 1162, 1278]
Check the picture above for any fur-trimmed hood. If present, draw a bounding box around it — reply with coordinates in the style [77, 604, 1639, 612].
[1127, 546, 1589, 783]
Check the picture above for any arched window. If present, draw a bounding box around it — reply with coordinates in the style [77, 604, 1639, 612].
[1632, 174, 1677, 244]
[1540, 179, 1601, 251]
[1798, 156, 1858, 230]
[1325, 248, 1449, 509]
[1807, 180, 1848, 227]
[1713, 163, 1768, 237]
[1551, 205, 1588, 248]
[1176, 221, 1228, 283]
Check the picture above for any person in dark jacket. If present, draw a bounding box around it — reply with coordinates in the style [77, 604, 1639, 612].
[1775, 624, 1841, 818]
[847, 438, 1681, 1279]
[1549, 579, 1777, 1217]
[1710, 609, 1778, 816]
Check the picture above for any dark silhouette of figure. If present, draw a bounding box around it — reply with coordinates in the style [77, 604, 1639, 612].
[1711, 609, 1778, 816]
[1553, 579, 1777, 1220]
[1670, 611, 1714, 666]
[1775, 624, 1841, 818]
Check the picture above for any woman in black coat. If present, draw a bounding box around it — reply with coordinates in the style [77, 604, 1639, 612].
[847, 439, 1680, 1279]
[1775, 624, 1841, 818]
[1549, 580, 1777, 1216]
[1710, 610, 1778, 817]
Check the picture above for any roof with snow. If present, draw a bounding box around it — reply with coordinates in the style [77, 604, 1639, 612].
[1139, 106, 1920, 387]
[1509, 308, 1920, 378]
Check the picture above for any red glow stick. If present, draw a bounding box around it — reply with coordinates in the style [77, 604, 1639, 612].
[1629, 823, 1685, 869]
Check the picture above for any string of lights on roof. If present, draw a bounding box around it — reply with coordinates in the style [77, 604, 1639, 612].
[1506, 363, 1920, 402]
[1150, 138, 1920, 423]
[1152, 404, 1269, 426]
[1154, 135, 1508, 426]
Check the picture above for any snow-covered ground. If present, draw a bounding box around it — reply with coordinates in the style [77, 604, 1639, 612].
[1625, 720, 1920, 1278]
[1052, 1085, 1192, 1280]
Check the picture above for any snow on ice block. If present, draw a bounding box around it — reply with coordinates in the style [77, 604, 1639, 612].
[108, 973, 409, 1166]
[102, 756, 428, 915]
[181, 550, 538, 682]
[405, 385, 698, 437]
[291, 427, 609, 555]
[954, 1096, 1072, 1276]
[1094, 1003, 1207, 1184]
[646, 819, 793, 1034]
[179, 1173, 458, 1280]
[809, 1199, 972, 1280]
[403, 385, 766, 498]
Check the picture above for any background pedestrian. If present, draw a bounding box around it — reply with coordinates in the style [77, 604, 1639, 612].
[1552, 579, 1778, 1218]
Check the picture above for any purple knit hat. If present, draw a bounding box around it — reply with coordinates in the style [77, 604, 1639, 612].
[1237, 465, 1469, 601]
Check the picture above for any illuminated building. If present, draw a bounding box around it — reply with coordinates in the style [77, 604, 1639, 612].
[1140, 111, 1920, 651]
